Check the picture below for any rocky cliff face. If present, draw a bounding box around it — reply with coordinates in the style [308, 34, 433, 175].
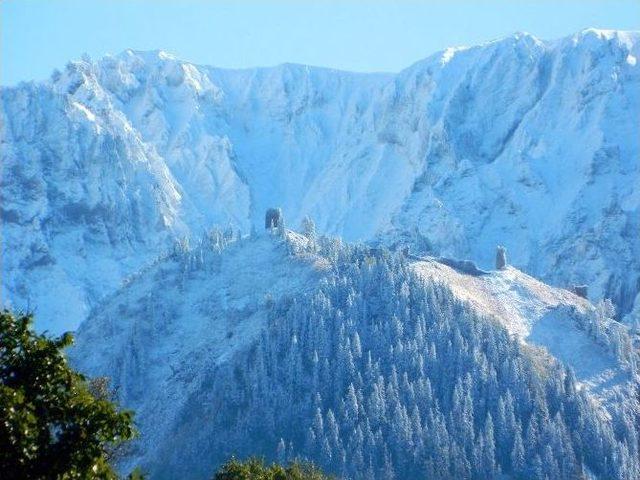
[2, 29, 639, 331]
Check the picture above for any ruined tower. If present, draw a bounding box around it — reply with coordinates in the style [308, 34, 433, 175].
[496, 246, 507, 270]
[265, 208, 283, 230]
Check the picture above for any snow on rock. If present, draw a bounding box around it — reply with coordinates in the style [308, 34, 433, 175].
[2, 29, 639, 332]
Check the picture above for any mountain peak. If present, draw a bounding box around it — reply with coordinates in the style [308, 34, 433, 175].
[117, 48, 177, 62]
[571, 27, 640, 49]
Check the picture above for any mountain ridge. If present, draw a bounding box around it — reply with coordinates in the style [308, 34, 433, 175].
[6, 28, 638, 87]
[2, 28, 639, 332]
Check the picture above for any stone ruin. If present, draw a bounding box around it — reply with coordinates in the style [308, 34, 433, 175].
[572, 285, 588, 299]
[437, 257, 489, 276]
[496, 246, 507, 270]
[265, 208, 283, 230]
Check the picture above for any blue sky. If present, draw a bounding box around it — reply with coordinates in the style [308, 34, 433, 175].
[2, 0, 639, 85]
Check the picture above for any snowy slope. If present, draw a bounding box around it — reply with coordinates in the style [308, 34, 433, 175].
[411, 258, 635, 404]
[2, 29, 639, 332]
[69, 232, 639, 478]
[70, 230, 328, 470]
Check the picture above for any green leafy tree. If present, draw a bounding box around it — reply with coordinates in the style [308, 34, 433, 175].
[213, 457, 335, 480]
[0, 310, 137, 479]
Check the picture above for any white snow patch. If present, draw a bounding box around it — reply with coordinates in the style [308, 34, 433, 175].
[440, 47, 459, 65]
[158, 50, 176, 61]
[71, 101, 97, 122]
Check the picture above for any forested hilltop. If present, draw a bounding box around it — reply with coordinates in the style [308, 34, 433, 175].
[70, 226, 640, 479]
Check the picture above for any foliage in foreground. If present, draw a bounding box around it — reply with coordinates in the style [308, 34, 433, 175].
[213, 457, 335, 480]
[0, 310, 137, 479]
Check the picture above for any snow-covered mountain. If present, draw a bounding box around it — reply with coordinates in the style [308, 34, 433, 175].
[70, 230, 639, 479]
[2, 28, 639, 332]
